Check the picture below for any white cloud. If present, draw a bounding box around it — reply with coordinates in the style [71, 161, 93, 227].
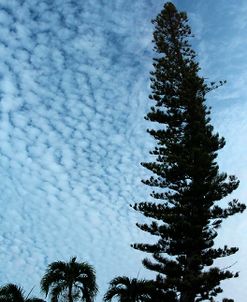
[0, 0, 165, 300]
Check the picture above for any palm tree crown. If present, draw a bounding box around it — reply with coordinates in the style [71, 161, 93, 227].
[103, 276, 152, 302]
[0, 283, 45, 302]
[40, 257, 97, 302]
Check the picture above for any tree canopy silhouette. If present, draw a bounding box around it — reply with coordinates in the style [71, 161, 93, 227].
[40, 257, 97, 302]
[0, 284, 45, 302]
[131, 2, 245, 301]
[104, 276, 152, 302]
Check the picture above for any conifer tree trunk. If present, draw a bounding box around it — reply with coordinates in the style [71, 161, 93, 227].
[132, 2, 245, 301]
[68, 283, 73, 302]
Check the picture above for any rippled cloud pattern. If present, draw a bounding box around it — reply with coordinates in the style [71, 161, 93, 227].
[0, 0, 247, 301]
[0, 0, 166, 299]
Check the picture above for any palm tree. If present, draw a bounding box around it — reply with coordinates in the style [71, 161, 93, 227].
[103, 276, 152, 302]
[40, 257, 97, 302]
[0, 283, 45, 302]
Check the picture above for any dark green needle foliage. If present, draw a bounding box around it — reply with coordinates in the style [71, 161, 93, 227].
[40, 257, 97, 302]
[131, 2, 245, 301]
[0, 283, 45, 302]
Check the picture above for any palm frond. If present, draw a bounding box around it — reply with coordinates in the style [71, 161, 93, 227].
[104, 277, 154, 302]
[75, 275, 97, 296]
[103, 287, 126, 302]
[49, 284, 67, 302]
[41, 271, 66, 295]
[40, 257, 97, 302]
[108, 276, 131, 288]
[0, 284, 24, 302]
[47, 262, 68, 275]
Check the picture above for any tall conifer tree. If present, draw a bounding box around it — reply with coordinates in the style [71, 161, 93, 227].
[132, 3, 245, 301]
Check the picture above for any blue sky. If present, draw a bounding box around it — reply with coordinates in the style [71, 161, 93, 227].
[0, 0, 246, 301]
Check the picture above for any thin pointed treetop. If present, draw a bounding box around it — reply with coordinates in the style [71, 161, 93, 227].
[132, 2, 245, 302]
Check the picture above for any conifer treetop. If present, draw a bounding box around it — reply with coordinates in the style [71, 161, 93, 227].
[132, 2, 245, 302]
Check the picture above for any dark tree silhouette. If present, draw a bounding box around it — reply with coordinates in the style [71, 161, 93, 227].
[0, 284, 45, 302]
[103, 276, 152, 302]
[131, 2, 245, 302]
[40, 257, 97, 302]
